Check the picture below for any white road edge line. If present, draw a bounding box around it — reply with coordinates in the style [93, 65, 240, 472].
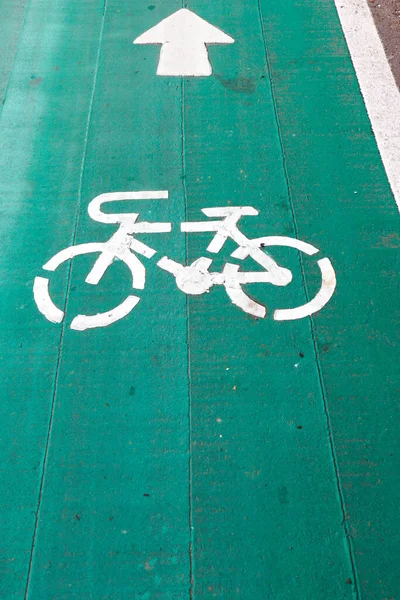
[334, 0, 400, 211]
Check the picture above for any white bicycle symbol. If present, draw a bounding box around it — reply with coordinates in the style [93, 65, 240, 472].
[33, 191, 336, 331]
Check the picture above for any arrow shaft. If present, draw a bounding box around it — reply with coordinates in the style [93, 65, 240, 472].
[157, 42, 212, 77]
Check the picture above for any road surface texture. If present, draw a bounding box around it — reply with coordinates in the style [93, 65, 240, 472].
[0, 1, 399, 599]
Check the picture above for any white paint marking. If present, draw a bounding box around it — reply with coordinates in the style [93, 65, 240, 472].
[70, 296, 140, 331]
[37, 239, 147, 329]
[43, 243, 106, 271]
[245, 237, 320, 257]
[134, 9, 234, 77]
[33, 277, 64, 324]
[334, 0, 400, 210]
[160, 221, 336, 319]
[222, 263, 266, 318]
[85, 250, 115, 285]
[88, 191, 169, 224]
[201, 207, 259, 218]
[132, 222, 172, 234]
[128, 238, 157, 258]
[84, 242, 147, 289]
[274, 258, 337, 321]
[35, 202, 337, 329]
[181, 210, 293, 286]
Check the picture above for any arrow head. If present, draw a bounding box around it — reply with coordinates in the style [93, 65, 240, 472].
[134, 9, 235, 45]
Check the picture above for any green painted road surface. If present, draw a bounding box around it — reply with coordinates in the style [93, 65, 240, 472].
[0, 1, 399, 598]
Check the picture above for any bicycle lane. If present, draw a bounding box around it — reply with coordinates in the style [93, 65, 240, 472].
[261, 0, 400, 596]
[20, 1, 192, 599]
[0, 2, 398, 600]
[0, 1, 109, 597]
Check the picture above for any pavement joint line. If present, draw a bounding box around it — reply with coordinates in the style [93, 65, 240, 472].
[334, 0, 400, 212]
[180, 75, 195, 599]
[180, 5, 194, 596]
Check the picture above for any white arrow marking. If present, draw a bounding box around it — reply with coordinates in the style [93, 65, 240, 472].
[134, 8, 234, 77]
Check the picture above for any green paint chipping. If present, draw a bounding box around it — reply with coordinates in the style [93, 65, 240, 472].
[0, 0, 399, 599]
